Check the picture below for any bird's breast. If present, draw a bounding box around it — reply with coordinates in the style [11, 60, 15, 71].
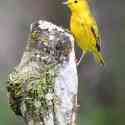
[70, 15, 90, 50]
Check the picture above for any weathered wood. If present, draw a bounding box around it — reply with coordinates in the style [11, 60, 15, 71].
[7, 20, 78, 125]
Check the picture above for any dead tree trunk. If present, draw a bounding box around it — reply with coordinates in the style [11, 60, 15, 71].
[7, 20, 78, 125]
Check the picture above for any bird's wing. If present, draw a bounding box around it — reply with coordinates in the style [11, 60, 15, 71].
[90, 24, 101, 51]
[79, 14, 102, 51]
[87, 18, 102, 51]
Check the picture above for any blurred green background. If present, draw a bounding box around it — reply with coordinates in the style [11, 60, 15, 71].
[0, 0, 125, 125]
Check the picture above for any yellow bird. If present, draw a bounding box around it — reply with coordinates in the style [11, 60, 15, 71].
[63, 0, 104, 65]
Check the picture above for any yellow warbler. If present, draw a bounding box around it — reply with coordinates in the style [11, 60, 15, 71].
[63, 0, 104, 65]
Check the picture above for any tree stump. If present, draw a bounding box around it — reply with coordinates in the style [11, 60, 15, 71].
[7, 20, 78, 125]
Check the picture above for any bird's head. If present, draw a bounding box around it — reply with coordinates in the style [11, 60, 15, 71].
[62, 0, 85, 12]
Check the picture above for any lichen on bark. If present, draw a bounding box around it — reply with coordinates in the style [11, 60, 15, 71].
[7, 20, 78, 125]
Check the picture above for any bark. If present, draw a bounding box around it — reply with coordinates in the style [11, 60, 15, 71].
[7, 20, 78, 125]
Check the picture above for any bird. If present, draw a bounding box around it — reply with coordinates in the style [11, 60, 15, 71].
[62, 0, 105, 65]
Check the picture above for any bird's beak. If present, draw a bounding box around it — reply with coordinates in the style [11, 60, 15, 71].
[62, 1, 68, 5]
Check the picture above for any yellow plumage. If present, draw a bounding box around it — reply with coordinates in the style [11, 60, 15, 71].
[63, 0, 104, 65]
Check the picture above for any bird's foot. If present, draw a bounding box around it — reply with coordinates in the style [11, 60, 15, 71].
[75, 54, 84, 66]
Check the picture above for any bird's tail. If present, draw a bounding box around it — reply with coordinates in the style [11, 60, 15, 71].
[93, 50, 105, 66]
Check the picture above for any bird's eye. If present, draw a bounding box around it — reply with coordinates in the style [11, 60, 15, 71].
[74, 0, 78, 3]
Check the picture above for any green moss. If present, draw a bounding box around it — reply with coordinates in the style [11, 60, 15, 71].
[25, 64, 55, 114]
[7, 63, 56, 118]
[31, 31, 39, 41]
